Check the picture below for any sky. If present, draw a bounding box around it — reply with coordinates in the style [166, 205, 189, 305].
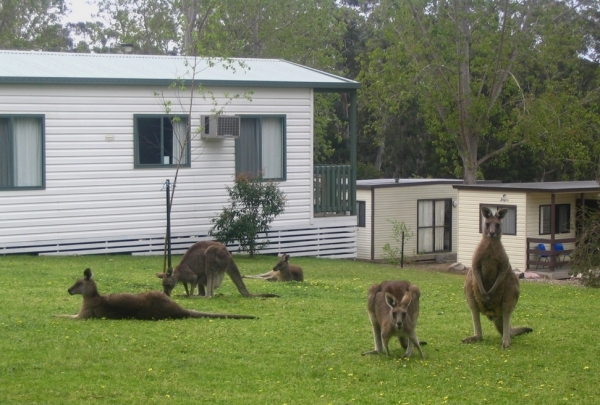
[63, 0, 98, 23]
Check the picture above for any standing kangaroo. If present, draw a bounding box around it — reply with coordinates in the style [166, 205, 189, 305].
[59, 268, 255, 320]
[243, 254, 304, 282]
[156, 241, 277, 298]
[362, 280, 425, 359]
[463, 207, 533, 349]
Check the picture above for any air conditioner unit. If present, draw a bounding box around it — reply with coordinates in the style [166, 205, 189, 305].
[200, 115, 241, 139]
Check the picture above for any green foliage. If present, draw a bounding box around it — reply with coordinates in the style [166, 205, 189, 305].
[382, 220, 414, 265]
[356, 161, 380, 179]
[209, 174, 286, 257]
[1, 254, 600, 404]
[570, 208, 600, 287]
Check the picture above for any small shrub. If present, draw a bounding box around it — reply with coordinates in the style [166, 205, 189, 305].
[382, 220, 414, 265]
[209, 173, 286, 257]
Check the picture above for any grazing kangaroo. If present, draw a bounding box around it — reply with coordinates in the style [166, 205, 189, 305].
[59, 268, 255, 320]
[362, 280, 425, 359]
[463, 207, 533, 349]
[156, 241, 277, 298]
[156, 265, 198, 297]
[243, 254, 304, 282]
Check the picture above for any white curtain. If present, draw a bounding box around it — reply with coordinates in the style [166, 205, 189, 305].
[172, 119, 188, 165]
[261, 117, 283, 179]
[13, 118, 42, 187]
[418, 201, 433, 253]
[434, 201, 446, 250]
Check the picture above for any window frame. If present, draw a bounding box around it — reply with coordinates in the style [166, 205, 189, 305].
[133, 114, 191, 169]
[416, 198, 452, 253]
[539, 203, 571, 235]
[479, 204, 517, 236]
[0, 114, 46, 190]
[235, 114, 286, 181]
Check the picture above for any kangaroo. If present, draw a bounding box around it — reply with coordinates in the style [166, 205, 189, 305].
[362, 280, 425, 359]
[243, 253, 304, 282]
[58, 268, 256, 320]
[156, 241, 277, 298]
[156, 265, 198, 297]
[463, 207, 533, 349]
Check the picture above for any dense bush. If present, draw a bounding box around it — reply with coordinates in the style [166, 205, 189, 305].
[570, 208, 600, 287]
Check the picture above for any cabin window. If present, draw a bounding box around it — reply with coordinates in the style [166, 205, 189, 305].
[134, 115, 190, 167]
[417, 199, 452, 253]
[0, 115, 44, 189]
[357, 201, 366, 227]
[235, 116, 285, 180]
[479, 204, 517, 235]
[539, 204, 570, 234]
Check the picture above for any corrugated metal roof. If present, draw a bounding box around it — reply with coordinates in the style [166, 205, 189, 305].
[0, 50, 360, 90]
[453, 180, 600, 193]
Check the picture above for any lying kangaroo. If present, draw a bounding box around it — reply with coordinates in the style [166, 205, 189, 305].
[243, 253, 304, 282]
[362, 280, 425, 359]
[463, 207, 533, 349]
[156, 241, 277, 298]
[59, 268, 255, 320]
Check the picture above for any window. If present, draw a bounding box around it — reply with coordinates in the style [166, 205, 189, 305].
[417, 199, 452, 253]
[235, 116, 285, 180]
[0, 115, 44, 189]
[134, 115, 189, 167]
[480, 204, 517, 235]
[357, 201, 366, 227]
[540, 204, 570, 234]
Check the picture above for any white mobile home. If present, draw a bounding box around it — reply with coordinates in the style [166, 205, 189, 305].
[0, 51, 360, 257]
[454, 181, 600, 278]
[356, 179, 462, 261]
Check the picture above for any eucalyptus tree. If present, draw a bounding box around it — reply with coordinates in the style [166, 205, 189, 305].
[360, 0, 600, 183]
[0, 0, 70, 50]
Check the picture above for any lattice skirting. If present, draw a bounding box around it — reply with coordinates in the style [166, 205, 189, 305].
[0, 224, 357, 259]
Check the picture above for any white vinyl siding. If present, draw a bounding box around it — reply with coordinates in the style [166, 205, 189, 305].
[357, 183, 458, 261]
[457, 190, 527, 270]
[0, 84, 346, 255]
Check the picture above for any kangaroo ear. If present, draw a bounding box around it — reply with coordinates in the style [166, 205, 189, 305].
[481, 207, 493, 219]
[156, 273, 165, 279]
[496, 208, 508, 220]
[400, 291, 412, 307]
[167, 267, 173, 276]
[384, 292, 397, 308]
[284, 254, 290, 262]
[83, 268, 92, 279]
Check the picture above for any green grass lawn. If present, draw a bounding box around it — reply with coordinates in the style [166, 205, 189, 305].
[1, 254, 599, 404]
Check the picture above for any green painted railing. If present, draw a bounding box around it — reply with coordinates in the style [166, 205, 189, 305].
[314, 165, 355, 215]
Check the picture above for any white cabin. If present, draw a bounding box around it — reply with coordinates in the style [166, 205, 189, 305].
[356, 179, 462, 262]
[0, 51, 360, 257]
[453, 181, 600, 279]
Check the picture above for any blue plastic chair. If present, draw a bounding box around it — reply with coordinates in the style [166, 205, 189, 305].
[555, 243, 570, 264]
[536, 243, 549, 268]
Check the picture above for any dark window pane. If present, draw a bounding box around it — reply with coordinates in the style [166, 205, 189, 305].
[163, 118, 173, 165]
[0, 118, 10, 186]
[138, 117, 162, 164]
[237, 118, 260, 175]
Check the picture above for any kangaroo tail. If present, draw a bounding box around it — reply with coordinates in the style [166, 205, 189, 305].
[227, 257, 279, 298]
[187, 310, 256, 320]
[511, 326, 533, 337]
